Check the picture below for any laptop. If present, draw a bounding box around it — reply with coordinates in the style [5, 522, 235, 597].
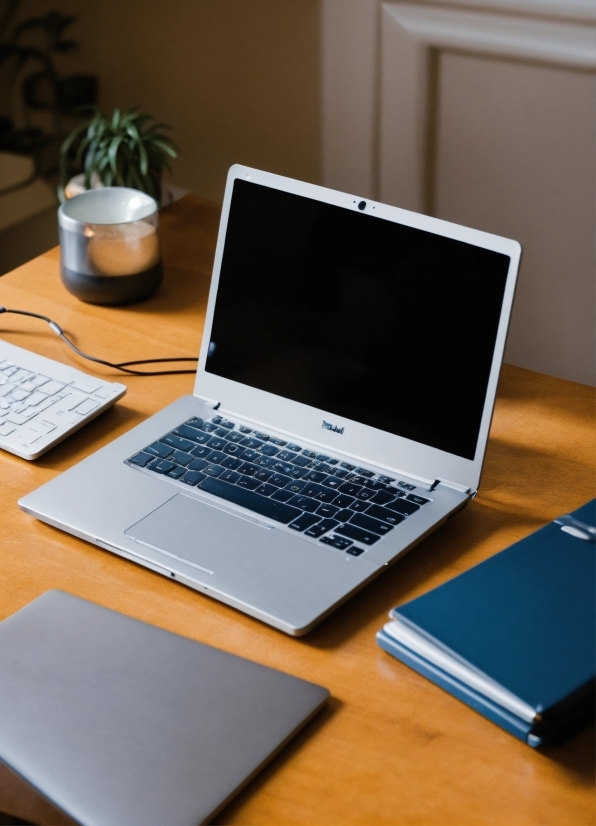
[0, 590, 328, 825]
[19, 165, 521, 635]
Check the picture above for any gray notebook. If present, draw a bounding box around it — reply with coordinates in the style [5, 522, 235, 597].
[0, 591, 329, 825]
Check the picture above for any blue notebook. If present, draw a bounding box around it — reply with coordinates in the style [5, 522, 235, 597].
[377, 500, 596, 746]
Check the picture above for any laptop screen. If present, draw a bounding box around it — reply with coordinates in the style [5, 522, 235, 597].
[206, 179, 510, 461]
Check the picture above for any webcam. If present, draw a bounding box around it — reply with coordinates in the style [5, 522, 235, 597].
[358, 200, 366, 211]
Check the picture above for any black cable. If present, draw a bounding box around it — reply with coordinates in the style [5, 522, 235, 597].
[0, 307, 198, 375]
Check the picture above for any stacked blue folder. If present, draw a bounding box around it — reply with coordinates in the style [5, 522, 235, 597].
[377, 500, 596, 747]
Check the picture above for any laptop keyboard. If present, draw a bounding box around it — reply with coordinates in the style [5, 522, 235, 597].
[126, 415, 430, 557]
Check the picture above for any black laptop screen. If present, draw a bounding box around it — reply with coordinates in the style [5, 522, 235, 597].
[205, 179, 510, 460]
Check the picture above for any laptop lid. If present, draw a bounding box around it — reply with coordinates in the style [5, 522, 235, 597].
[0, 591, 329, 826]
[194, 165, 521, 493]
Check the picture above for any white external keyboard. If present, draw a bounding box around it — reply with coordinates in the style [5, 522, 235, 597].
[0, 340, 126, 459]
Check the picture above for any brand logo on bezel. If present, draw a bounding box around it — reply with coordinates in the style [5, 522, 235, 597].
[322, 420, 344, 434]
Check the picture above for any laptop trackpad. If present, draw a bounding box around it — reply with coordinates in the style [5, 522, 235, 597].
[124, 493, 272, 574]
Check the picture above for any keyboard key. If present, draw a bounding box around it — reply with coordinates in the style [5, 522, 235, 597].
[371, 489, 397, 506]
[129, 452, 153, 467]
[166, 465, 186, 479]
[223, 442, 245, 456]
[363, 480, 384, 490]
[350, 512, 393, 535]
[200, 422, 219, 433]
[219, 419, 235, 429]
[254, 468, 273, 482]
[181, 470, 206, 486]
[378, 475, 395, 484]
[291, 455, 311, 467]
[338, 482, 362, 497]
[346, 546, 365, 556]
[288, 495, 319, 513]
[240, 436, 263, 450]
[205, 450, 226, 464]
[190, 445, 212, 458]
[224, 431, 245, 443]
[29, 375, 50, 388]
[334, 508, 353, 522]
[340, 462, 355, 471]
[350, 475, 368, 486]
[313, 463, 333, 474]
[301, 482, 327, 499]
[255, 483, 278, 497]
[268, 472, 291, 487]
[334, 494, 355, 508]
[277, 450, 296, 462]
[304, 470, 327, 484]
[9, 388, 32, 402]
[220, 469, 241, 484]
[185, 417, 204, 429]
[238, 426, 252, 433]
[199, 477, 301, 523]
[73, 398, 99, 415]
[4, 412, 27, 424]
[238, 462, 259, 476]
[162, 433, 195, 452]
[314, 488, 339, 504]
[356, 468, 374, 477]
[188, 457, 209, 471]
[38, 380, 66, 396]
[221, 456, 243, 470]
[407, 494, 430, 505]
[302, 450, 317, 459]
[305, 518, 339, 538]
[321, 475, 343, 490]
[285, 480, 307, 495]
[251, 431, 269, 441]
[288, 513, 320, 532]
[170, 450, 194, 466]
[201, 463, 225, 478]
[240, 448, 260, 462]
[206, 436, 227, 450]
[287, 465, 309, 479]
[210, 415, 223, 424]
[271, 488, 294, 502]
[365, 504, 405, 526]
[146, 441, 174, 459]
[271, 460, 294, 476]
[174, 426, 211, 444]
[320, 535, 353, 550]
[237, 475, 260, 490]
[316, 503, 339, 518]
[354, 488, 375, 501]
[315, 453, 331, 462]
[348, 500, 370, 512]
[269, 437, 287, 446]
[386, 498, 420, 516]
[335, 523, 381, 545]
[397, 481, 416, 491]
[255, 455, 277, 469]
[148, 459, 176, 474]
[286, 444, 301, 452]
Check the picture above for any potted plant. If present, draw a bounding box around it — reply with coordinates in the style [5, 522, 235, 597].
[59, 106, 178, 202]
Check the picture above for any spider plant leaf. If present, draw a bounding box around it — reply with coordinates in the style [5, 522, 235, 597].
[151, 139, 178, 158]
[111, 108, 120, 129]
[108, 135, 124, 173]
[137, 140, 148, 176]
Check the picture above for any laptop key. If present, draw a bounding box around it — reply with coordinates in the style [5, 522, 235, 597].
[321, 476, 343, 490]
[148, 459, 176, 474]
[386, 498, 420, 516]
[240, 448, 260, 462]
[129, 452, 153, 467]
[268, 472, 291, 487]
[320, 535, 353, 550]
[238, 426, 252, 433]
[162, 434, 195, 452]
[302, 450, 316, 459]
[365, 504, 405, 526]
[285, 480, 307, 494]
[206, 436, 227, 450]
[288, 495, 319, 513]
[407, 494, 430, 505]
[185, 417, 204, 429]
[346, 546, 365, 556]
[378, 475, 395, 484]
[291, 455, 311, 467]
[397, 481, 416, 491]
[356, 468, 374, 477]
[334, 508, 353, 522]
[251, 431, 270, 441]
[236, 476, 260, 490]
[174, 425, 209, 443]
[301, 482, 327, 499]
[259, 444, 279, 456]
[304, 470, 327, 483]
[255, 455, 277, 469]
[221, 456, 243, 470]
[181, 470, 206, 486]
[166, 465, 186, 479]
[188, 457, 209, 472]
[220, 469, 241, 484]
[370, 489, 396, 506]
[191, 445, 212, 458]
[314, 488, 339, 504]
[348, 500, 370, 512]
[224, 431, 246, 443]
[223, 442, 244, 456]
[316, 503, 339, 518]
[288, 513, 320, 532]
[254, 468, 273, 482]
[305, 518, 339, 538]
[202, 464, 225, 478]
[286, 444, 301, 452]
[205, 450, 226, 464]
[335, 523, 380, 545]
[340, 462, 355, 471]
[277, 450, 296, 462]
[350, 512, 393, 535]
[271, 488, 294, 502]
[354, 488, 375, 501]
[338, 482, 362, 497]
[269, 437, 287, 446]
[287, 466, 309, 479]
[255, 483, 278, 497]
[145, 441, 174, 459]
[198, 477, 301, 524]
[238, 462, 259, 476]
[334, 493, 355, 508]
[170, 450, 194, 466]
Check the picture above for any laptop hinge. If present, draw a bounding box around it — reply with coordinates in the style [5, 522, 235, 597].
[433, 478, 475, 497]
[195, 395, 221, 409]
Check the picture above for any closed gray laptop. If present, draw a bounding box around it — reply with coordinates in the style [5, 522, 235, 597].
[0, 591, 329, 826]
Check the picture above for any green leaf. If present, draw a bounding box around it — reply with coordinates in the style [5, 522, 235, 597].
[108, 135, 124, 173]
[111, 108, 120, 129]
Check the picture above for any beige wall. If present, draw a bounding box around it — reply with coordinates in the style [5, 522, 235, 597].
[52, 0, 321, 203]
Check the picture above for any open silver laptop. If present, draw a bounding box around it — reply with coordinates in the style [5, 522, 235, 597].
[19, 165, 521, 635]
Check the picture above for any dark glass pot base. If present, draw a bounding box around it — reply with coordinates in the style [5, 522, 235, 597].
[61, 262, 163, 305]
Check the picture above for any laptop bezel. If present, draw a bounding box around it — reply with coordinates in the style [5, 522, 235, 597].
[193, 164, 521, 493]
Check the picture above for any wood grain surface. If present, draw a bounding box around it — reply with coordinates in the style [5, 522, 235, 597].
[0, 195, 594, 826]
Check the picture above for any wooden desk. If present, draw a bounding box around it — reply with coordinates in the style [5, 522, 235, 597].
[0, 195, 594, 826]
